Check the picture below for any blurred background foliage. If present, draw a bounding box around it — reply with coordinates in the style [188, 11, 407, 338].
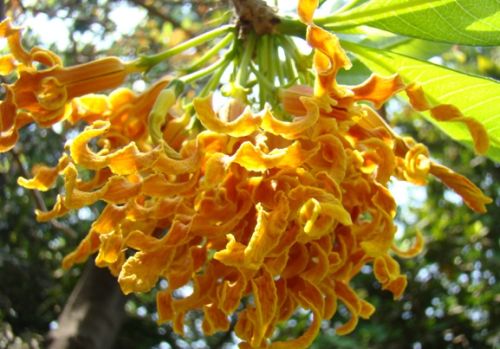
[0, 0, 499, 348]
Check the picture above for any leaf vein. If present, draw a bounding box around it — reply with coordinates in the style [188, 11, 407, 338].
[455, 0, 500, 31]
[429, 5, 487, 43]
[432, 82, 495, 100]
[462, 95, 500, 113]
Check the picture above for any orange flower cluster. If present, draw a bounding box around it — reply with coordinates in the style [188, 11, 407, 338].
[2, 2, 493, 348]
[0, 19, 133, 152]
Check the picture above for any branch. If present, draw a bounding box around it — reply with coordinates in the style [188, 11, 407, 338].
[231, 0, 280, 35]
[46, 261, 127, 349]
[128, 0, 195, 36]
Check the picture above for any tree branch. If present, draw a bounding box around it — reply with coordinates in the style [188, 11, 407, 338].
[128, 0, 195, 36]
[46, 261, 127, 349]
[231, 0, 280, 35]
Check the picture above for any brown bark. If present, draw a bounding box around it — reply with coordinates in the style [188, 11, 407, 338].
[231, 0, 280, 35]
[46, 262, 127, 349]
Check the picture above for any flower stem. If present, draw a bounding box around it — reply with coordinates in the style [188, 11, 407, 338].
[180, 53, 231, 85]
[274, 36, 285, 85]
[257, 35, 270, 109]
[275, 17, 306, 37]
[185, 32, 235, 73]
[237, 33, 257, 87]
[250, 63, 276, 92]
[266, 35, 276, 85]
[276, 36, 298, 85]
[132, 24, 235, 71]
[199, 58, 231, 98]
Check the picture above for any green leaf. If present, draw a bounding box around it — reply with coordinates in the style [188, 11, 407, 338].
[342, 41, 500, 162]
[388, 38, 451, 60]
[319, 0, 500, 46]
[337, 34, 450, 85]
[336, 26, 452, 71]
[346, 27, 453, 59]
[337, 58, 372, 85]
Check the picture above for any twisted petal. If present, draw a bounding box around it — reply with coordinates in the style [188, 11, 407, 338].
[430, 162, 492, 213]
[0, 19, 31, 64]
[391, 231, 424, 259]
[261, 97, 319, 139]
[298, 0, 318, 23]
[62, 230, 100, 269]
[373, 255, 407, 299]
[0, 54, 16, 75]
[351, 74, 405, 109]
[227, 141, 317, 172]
[401, 143, 431, 185]
[406, 83, 489, 154]
[194, 94, 261, 137]
[244, 194, 289, 269]
[62, 164, 141, 208]
[17, 154, 70, 191]
[119, 246, 176, 294]
[268, 279, 323, 349]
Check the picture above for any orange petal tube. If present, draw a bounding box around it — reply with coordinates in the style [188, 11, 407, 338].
[0, 18, 133, 152]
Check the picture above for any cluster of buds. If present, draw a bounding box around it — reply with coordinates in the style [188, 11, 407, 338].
[0, 1, 491, 348]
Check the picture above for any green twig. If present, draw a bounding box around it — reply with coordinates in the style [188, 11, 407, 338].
[199, 58, 232, 98]
[277, 36, 300, 85]
[275, 16, 307, 37]
[250, 62, 276, 92]
[180, 52, 232, 85]
[274, 36, 285, 86]
[131, 24, 235, 71]
[237, 33, 257, 87]
[185, 32, 235, 72]
[266, 35, 276, 86]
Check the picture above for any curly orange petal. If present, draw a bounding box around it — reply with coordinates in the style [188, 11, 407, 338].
[391, 231, 424, 259]
[17, 154, 70, 191]
[194, 94, 261, 137]
[298, 0, 318, 23]
[261, 96, 319, 139]
[430, 162, 492, 213]
[406, 84, 489, 154]
[352, 74, 404, 109]
[228, 140, 317, 172]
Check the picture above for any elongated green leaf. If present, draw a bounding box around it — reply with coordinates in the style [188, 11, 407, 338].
[337, 34, 450, 84]
[337, 58, 372, 85]
[342, 41, 500, 162]
[353, 27, 453, 59]
[388, 38, 451, 60]
[319, 0, 500, 46]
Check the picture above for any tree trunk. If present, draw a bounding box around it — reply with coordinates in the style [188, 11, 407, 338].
[46, 262, 127, 349]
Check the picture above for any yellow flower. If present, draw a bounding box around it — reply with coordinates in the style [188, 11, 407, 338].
[0, 18, 132, 152]
[21, 61, 490, 349]
[69, 76, 172, 147]
[12, 1, 493, 348]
